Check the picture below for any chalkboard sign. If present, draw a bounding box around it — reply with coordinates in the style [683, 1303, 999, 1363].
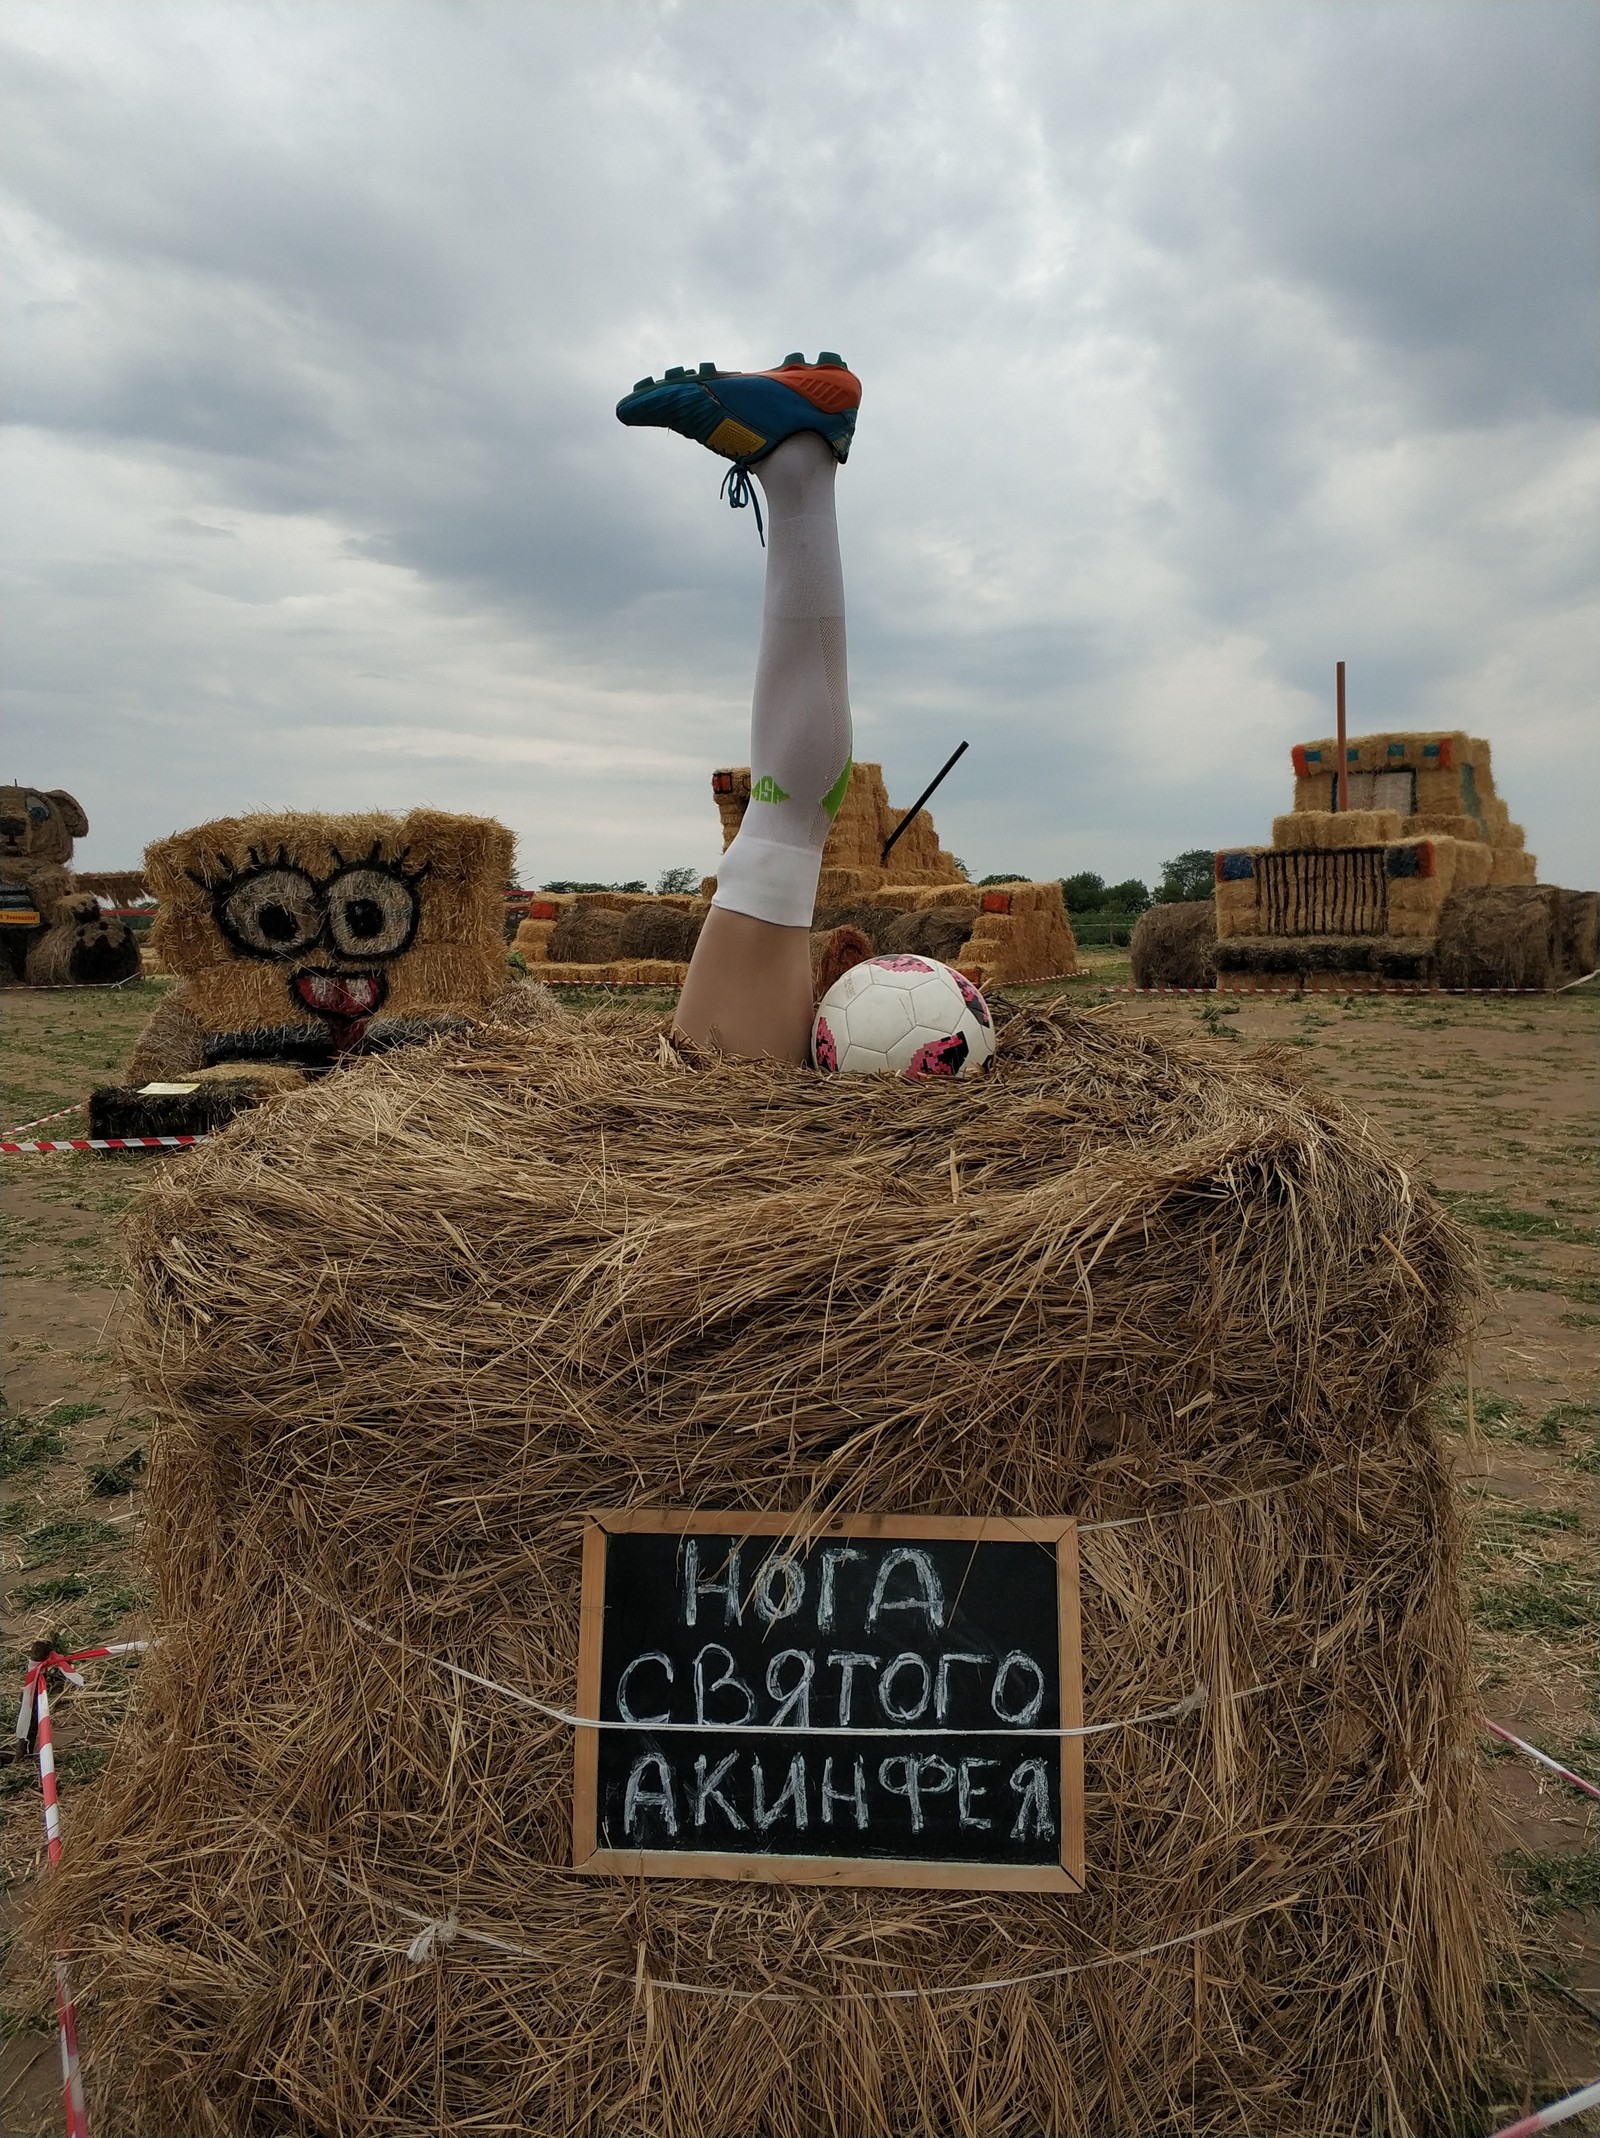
[572, 1511, 1084, 1891]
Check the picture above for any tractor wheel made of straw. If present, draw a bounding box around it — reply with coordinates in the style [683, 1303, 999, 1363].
[548, 901, 626, 964]
[37, 1002, 1502, 2137]
[1434, 886, 1557, 992]
[1129, 900, 1218, 989]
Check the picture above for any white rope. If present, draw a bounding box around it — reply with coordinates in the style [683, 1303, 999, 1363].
[317, 1854, 1299, 2003]
[286, 1573, 1268, 1742]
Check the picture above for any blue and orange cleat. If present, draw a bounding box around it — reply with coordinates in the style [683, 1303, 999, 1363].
[616, 353, 861, 537]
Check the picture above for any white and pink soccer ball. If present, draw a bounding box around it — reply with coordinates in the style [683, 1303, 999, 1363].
[812, 955, 996, 1079]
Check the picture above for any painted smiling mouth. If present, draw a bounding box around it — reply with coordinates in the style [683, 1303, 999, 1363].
[290, 968, 388, 1022]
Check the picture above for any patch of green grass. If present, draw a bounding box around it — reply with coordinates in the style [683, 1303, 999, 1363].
[1439, 1192, 1568, 1238]
[0, 1415, 67, 1476]
[1437, 1384, 1527, 1438]
[1473, 1569, 1593, 1635]
[1474, 1503, 1583, 1538]
[44, 1401, 104, 1430]
[21, 1516, 126, 1568]
[87, 1447, 146, 1496]
[56, 1746, 110, 1786]
[86, 1582, 149, 1631]
[1533, 1401, 1599, 1446]
[1196, 1004, 1242, 1041]
[1559, 1310, 1600, 1329]
[1504, 1848, 1600, 1916]
[12, 1574, 92, 1608]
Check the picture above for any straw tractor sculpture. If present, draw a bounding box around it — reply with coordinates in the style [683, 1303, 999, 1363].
[89, 808, 553, 1139]
[1132, 730, 1597, 991]
[512, 763, 1079, 988]
[0, 784, 141, 988]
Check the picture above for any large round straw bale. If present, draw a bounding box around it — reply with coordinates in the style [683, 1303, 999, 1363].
[1434, 885, 1556, 991]
[1555, 888, 1598, 982]
[617, 900, 705, 961]
[1129, 899, 1217, 987]
[40, 1005, 1500, 2137]
[814, 901, 897, 952]
[879, 904, 978, 962]
[548, 900, 626, 963]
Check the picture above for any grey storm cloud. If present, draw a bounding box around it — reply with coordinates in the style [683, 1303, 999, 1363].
[3, 0, 1595, 889]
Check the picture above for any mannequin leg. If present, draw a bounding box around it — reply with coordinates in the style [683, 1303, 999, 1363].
[675, 431, 852, 1061]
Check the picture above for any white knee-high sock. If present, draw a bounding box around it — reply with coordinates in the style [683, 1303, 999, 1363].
[711, 432, 852, 929]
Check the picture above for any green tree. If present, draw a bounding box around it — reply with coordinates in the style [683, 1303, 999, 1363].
[1104, 878, 1152, 914]
[655, 865, 701, 895]
[1155, 850, 1216, 903]
[1060, 871, 1107, 912]
[978, 871, 1029, 886]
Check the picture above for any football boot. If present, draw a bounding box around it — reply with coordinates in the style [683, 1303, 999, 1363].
[616, 352, 861, 469]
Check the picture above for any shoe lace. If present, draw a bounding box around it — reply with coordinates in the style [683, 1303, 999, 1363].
[719, 461, 766, 546]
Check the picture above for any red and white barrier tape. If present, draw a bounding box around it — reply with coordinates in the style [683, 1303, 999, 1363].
[1, 1135, 211, 1154]
[1482, 1718, 1600, 1803]
[16, 1644, 146, 2138]
[1094, 983, 1589, 997]
[1, 1103, 87, 1138]
[1488, 2079, 1600, 2138]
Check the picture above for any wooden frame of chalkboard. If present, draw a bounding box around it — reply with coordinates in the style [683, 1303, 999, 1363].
[572, 1510, 1084, 1891]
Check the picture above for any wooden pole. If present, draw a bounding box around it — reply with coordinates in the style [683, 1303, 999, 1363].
[1335, 660, 1348, 812]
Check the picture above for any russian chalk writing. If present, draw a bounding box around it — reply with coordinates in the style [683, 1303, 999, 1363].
[576, 1516, 1081, 1882]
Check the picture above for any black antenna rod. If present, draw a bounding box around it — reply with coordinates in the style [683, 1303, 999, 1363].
[880, 740, 970, 866]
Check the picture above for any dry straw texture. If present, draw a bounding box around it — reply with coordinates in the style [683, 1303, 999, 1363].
[1435, 886, 1562, 991]
[545, 902, 626, 964]
[42, 1003, 1501, 2136]
[1129, 902, 1218, 989]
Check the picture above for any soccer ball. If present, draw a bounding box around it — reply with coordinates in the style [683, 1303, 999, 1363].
[812, 955, 996, 1078]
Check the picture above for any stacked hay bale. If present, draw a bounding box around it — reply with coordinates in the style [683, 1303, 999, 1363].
[40, 1005, 1501, 2137]
[1286, 730, 1534, 884]
[716, 764, 1079, 985]
[1210, 728, 1587, 988]
[515, 892, 707, 987]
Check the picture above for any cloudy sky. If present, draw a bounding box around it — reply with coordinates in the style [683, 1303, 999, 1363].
[4, 0, 1596, 889]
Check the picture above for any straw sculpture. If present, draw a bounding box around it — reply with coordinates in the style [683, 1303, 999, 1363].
[1129, 902, 1218, 990]
[0, 782, 141, 988]
[39, 1002, 1501, 2136]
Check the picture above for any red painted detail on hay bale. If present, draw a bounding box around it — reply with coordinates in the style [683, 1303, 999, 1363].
[981, 889, 1012, 914]
[525, 900, 560, 920]
[957, 964, 985, 985]
[1437, 739, 1453, 770]
[1291, 744, 1310, 777]
[712, 771, 736, 795]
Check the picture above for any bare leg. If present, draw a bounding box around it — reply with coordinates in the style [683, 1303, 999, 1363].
[675, 431, 852, 1062]
[673, 907, 814, 1060]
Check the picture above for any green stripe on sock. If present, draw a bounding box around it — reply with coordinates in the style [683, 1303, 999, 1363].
[820, 756, 853, 823]
[750, 774, 791, 803]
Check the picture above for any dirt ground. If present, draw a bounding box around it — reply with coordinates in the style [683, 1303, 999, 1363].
[2, 967, 1595, 2135]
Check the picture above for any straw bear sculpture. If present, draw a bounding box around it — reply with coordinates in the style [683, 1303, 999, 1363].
[0, 784, 141, 988]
